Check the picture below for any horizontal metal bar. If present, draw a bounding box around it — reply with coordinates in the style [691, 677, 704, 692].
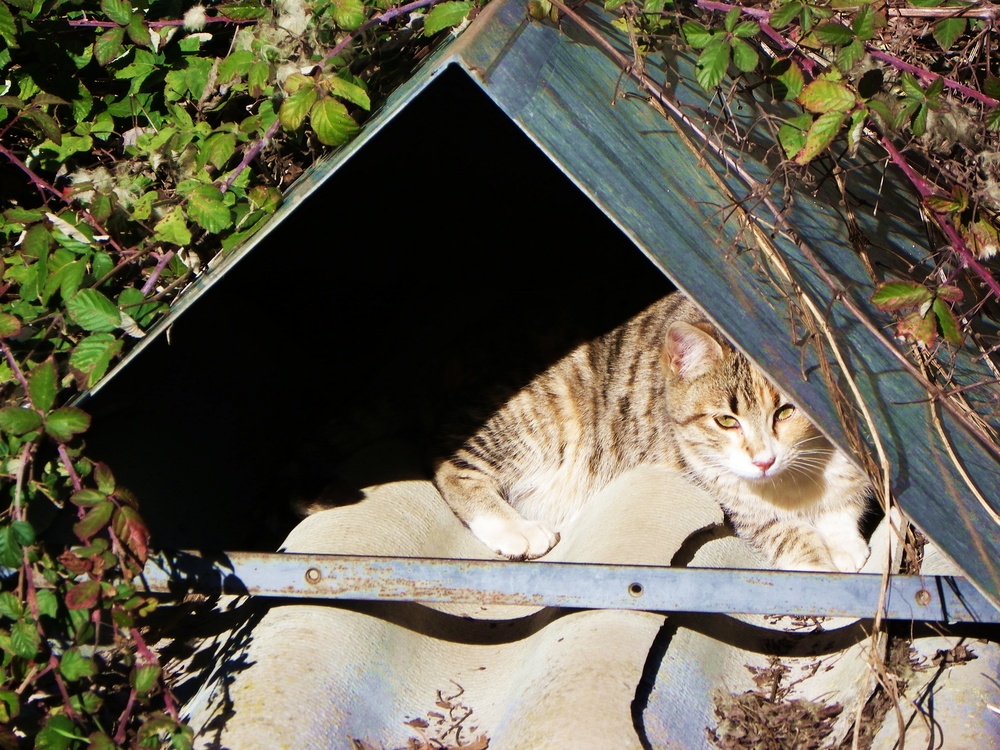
[141, 551, 1000, 624]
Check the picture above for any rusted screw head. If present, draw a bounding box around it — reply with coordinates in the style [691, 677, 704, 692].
[914, 588, 932, 606]
[305, 567, 322, 584]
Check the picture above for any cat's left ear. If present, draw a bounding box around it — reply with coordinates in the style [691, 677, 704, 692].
[663, 322, 724, 379]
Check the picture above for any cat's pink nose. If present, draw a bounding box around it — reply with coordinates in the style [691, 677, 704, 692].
[753, 456, 776, 472]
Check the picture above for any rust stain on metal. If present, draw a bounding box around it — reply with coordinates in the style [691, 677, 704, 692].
[914, 588, 932, 606]
[304, 567, 322, 584]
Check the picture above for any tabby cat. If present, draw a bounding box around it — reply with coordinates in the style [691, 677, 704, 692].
[433, 292, 871, 572]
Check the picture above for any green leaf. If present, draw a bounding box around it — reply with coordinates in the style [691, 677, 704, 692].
[132, 663, 161, 696]
[101, 0, 132, 25]
[70, 333, 122, 388]
[872, 280, 932, 310]
[94, 26, 126, 67]
[10, 617, 40, 658]
[0, 592, 22, 620]
[22, 110, 61, 145]
[814, 21, 853, 46]
[36, 715, 85, 750]
[73, 502, 114, 541]
[900, 72, 926, 100]
[770, 58, 804, 100]
[723, 6, 740, 32]
[932, 298, 962, 346]
[424, 1, 473, 36]
[153, 206, 193, 246]
[836, 39, 864, 71]
[0, 407, 43, 435]
[330, 0, 366, 30]
[71, 489, 107, 507]
[66, 288, 121, 333]
[769, 1, 801, 29]
[95, 462, 116, 494]
[323, 77, 371, 111]
[127, 13, 152, 48]
[794, 110, 847, 164]
[219, 50, 255, 84]
[778, 113, 812, 159]
[11, 520, 33, 547]
[28, 358, 57, 413]
[730, 38, 758, 73]
[45, 407, 91, 442]
[695, 38, 731, 90]
[279, 86, 318, 132]
[681, 21, 714, 50]
[798, 79, 857, 113]
[309, 97, 359, 146]
[852, 4, 876, 41]
[0, 526, 22, 568]
[0, 1, 18, 47]
[0, 312, 21, 338]
[732, 21, 759, 38]
[933, 16, 966, 51]
[0, 690, 19, 723]
[985, 75, 1000, 100]
[187, 184, 233, 233]
[59, 647, 98, 682]
[217, 1, 270, 20]
[35, 589, 57, 619]
[912, 101, 929, 136]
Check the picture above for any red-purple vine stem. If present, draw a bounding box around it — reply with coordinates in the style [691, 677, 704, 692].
[880, 136, 1000, 301]
[220, 0, 452, 194]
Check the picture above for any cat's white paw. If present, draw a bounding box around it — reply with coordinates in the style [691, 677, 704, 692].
[469, 516, 560, 560]
[829, 535, 871, 573]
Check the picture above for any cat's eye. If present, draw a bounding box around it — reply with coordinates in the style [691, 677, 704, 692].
[715, 415, 739, 429]
[774, 404, 796, 421]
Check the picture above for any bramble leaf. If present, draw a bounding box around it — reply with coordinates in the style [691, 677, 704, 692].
[794, 111, 847, 164]
[94, 26, 126, 66]
[45, 407, 91, 442]
[65, 580, 102, 610]
[872, 280, 933, 310]
[187, 185, 233, 233]
[73, 501, 114, 541]
[730, 38, 758, 73]
[933, 17, 966, 51]
[798, 79, 856, 113]
[423, 1, 473, 36]
[101, 0, 132, 26]
[682, 21, 714, 49]
[932, 298, 963, 346]
[0, 407, 42, 434]
[28, 359, 57, 413]
[330, 0, 366, 30]
[66, 289, 121, 333]
[310, 97, 359, 146]
[695, 38, 730, 90]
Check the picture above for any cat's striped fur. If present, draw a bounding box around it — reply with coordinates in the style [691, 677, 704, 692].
[433, 293, 871, 571]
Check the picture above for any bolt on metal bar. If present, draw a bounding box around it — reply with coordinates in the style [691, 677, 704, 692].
[140, 551, 1000, 624]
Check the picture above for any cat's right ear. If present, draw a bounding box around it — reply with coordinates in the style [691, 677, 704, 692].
[663, 322, 724, 379]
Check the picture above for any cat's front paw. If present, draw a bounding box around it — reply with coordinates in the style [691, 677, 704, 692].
[469, 516, 560, 560]
[829, 535, 871, 573]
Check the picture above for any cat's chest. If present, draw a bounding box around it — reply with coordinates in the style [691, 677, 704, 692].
[505, 441, 607, 528]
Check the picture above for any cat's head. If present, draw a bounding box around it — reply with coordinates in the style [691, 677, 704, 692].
[661, 321, 826, 489]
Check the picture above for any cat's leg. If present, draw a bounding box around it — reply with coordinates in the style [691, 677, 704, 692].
[732, 514, 839, 571]
[434, 461, 559, 560]
[814, 509, 870, 572]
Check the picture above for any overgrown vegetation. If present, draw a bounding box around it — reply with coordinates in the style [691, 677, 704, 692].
[2, 0, 998, 745]
[0, 0, 473, 745]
